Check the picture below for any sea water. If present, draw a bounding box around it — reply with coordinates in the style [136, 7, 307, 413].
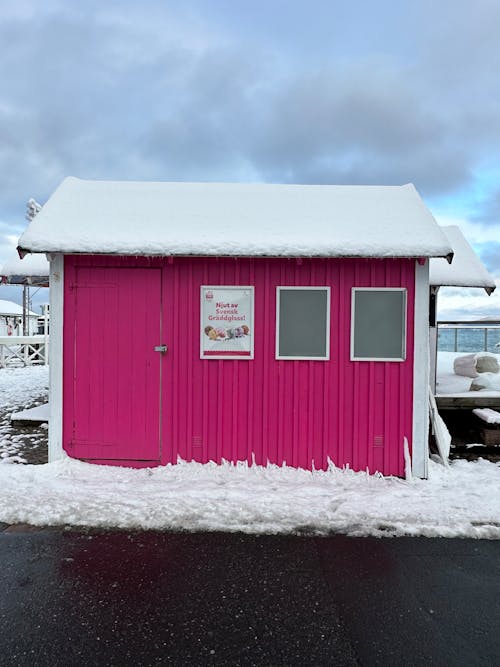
[438, 326, 500, 353]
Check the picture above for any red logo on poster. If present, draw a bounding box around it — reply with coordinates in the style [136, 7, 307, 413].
[205, 290, 213, 300]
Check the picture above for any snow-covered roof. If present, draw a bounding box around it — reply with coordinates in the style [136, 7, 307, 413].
[1, 251, 49, 285]
[18, 177, 453, 260]
[430, 226, 496, 294]
[0, 299, 38, 317]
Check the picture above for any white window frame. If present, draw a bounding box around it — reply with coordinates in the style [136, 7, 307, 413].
[350, 287, 407, 362]
[275, 286, 331, 361]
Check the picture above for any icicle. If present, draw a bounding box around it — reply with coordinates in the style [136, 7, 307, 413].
[404, 437, 413, 481]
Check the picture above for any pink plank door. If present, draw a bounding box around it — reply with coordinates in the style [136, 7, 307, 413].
[66, 266, 162, 462]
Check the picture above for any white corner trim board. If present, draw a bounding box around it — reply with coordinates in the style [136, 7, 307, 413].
[412, 259, 430, 478]
[48, 253, 64, 462]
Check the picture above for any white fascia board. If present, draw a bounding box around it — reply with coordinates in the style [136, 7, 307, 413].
[412, 260, 430, 478]
[48, 253, 64, 462]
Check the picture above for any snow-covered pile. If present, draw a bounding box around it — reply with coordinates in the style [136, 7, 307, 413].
[473, 408, 500, 424]
[0, 456, 498, 538]
[437, 351, 500, 395]
[453, 352, 499, 377]
[451, 352, 500, 391]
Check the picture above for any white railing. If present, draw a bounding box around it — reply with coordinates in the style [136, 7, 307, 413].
[0, 335, 49, 368]
[437, 320, 500, 353]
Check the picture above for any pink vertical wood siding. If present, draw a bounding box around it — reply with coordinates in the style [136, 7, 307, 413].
[63, 255, 415, 476]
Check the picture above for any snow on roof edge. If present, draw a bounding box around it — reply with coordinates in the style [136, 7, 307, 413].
[430, 225, 496, 293]
[16, 246, 453, 261]
[1, 250, 50, 285]
[18, 177, 454, 260]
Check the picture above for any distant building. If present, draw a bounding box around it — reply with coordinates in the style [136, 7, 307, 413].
[0, 299, 39, 336]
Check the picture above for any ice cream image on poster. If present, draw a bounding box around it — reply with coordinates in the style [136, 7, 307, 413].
[200, 286, 254, 359]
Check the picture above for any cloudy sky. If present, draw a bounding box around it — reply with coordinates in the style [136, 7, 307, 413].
[1, 0, 500, 316]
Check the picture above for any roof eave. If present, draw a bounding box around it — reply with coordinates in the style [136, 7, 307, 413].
[430, 280, 496, 294]
[16, 246, 455, 261]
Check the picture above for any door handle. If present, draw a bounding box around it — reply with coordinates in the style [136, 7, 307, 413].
[154, 345, 168, 353]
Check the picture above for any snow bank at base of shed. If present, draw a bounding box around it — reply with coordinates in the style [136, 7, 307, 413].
[0, 456, 498, 538]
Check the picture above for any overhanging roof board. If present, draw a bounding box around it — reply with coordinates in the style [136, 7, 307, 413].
[430, 226, 496, 294]
[0, 251, 49, 286]
[18, 177, 453, 260]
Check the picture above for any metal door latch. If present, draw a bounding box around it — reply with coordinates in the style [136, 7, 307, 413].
[154, 345, 168, 353]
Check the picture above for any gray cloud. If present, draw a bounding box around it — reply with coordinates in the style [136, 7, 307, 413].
[473, 189, 500, 226]
[476, 242, 500, 275]
[0, 0, 500, 262]
[0, 220, 24, 263]
[245, 64, 473, 191]
[140, 53, 479, 194]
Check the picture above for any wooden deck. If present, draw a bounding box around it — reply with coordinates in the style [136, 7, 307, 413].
[436, 394, 500, 410]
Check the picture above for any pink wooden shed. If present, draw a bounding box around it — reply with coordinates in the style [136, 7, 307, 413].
[19, 178, 453, 478]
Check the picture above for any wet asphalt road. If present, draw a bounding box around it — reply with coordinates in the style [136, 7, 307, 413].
[0, 528, 499, 667]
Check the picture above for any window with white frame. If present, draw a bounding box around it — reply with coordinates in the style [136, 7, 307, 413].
[276, 287, 330, 360]
[351, 288, 407, 361]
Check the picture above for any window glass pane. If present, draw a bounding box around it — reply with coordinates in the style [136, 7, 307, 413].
[353, 290, 406, 360]
[278, 289, 328, 358]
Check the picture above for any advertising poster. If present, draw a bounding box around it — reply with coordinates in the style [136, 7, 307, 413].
[200, 286, 254, 359]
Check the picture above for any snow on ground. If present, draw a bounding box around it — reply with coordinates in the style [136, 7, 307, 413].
[0, 366, 49, 463]
[0, 366, 49, 410]
[0, 456, 498, 538]
[0, 364, 499, 538]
